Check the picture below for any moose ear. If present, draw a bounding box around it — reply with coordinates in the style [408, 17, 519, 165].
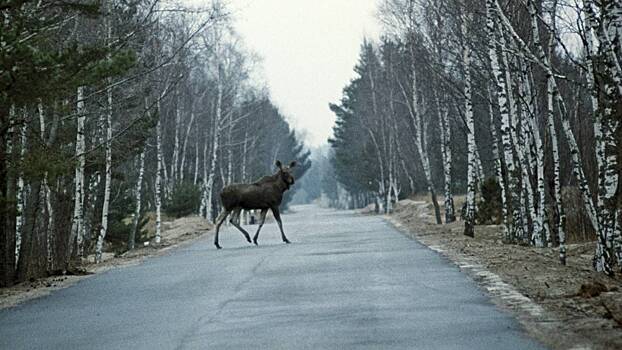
[289, 160, 297, 168]
[275, 160, 283, 169]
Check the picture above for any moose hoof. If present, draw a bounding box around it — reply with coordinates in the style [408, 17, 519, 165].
[215, 243, 222, 249]
[253, 239, 258, 246]
[283, 239, 291, 244]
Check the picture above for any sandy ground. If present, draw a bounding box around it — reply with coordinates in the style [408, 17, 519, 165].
[387, 199, 622, 350]
[0, 215, 213, 310]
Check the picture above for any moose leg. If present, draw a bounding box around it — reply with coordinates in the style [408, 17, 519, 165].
[214, 209, 230, 249]
[252, 209, 268, 245]
[271, 207, 290, 244]
[230, 207, 252, 243]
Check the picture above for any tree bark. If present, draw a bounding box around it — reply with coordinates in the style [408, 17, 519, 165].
[69, 85, 86, 261]
[489, 1, 523, 242]
[462, 18, 476, 238]
[155, 99, 163, 244]
[96, 81, 113, 263]
[129, 150, 145, 251]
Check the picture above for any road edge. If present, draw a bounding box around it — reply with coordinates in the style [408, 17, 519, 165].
[0, 229, 214, 311]
[384, 215, 593, 350]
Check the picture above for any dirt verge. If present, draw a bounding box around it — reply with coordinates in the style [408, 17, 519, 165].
[0, 215, 212, 310]
[387, 199, 622, 350]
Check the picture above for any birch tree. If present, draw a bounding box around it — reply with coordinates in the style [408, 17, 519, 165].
[69, 86, 87, 259]
[462, 14, 476, 238]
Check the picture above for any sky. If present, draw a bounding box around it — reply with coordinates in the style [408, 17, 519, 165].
[226, 0, 381, 147]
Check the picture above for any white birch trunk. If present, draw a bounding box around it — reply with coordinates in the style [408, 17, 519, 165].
[547, 79, 567, 264]
[155, 100, 163, 244]
[400, 45, 441, 223]
[501, 0, 600, 267]
[462, 18, 476, 238]
[585, 0, 622, 97]
[241, 128, 249, 224]
[585, 0, 622, 269]
[199, 128, 209, 216]
[488, 0, 522, 241]
[39, 103, 54, 270]
[521, 62, 549, 247]
[203, 65, 223, 222]
[96, 83, 113, 263]
[515, 65, 540, 246]
[14, 109, 25, 265]
[70, 85, 86, 259]
[241, 128, 248, 183]
[436, 97, 455, 223]
[529, 0, 605, 266]
[171, 91, 181, 184]
[488, 88, 510, 239]
[193, 137, 199, 185]
[497, 19, 527, 240]
[129, 150, 145, 251]
[226, 111, 234, 186]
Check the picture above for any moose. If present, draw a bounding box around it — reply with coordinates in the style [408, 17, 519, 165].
[213, 160, 297, 249]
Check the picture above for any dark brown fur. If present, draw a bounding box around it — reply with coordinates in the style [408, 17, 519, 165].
[213, 160, 296, 249]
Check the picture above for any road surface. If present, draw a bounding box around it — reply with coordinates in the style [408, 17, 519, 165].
[0, 205, 545, 349]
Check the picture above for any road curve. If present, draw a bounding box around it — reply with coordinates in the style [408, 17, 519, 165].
[0, 205, 545, 349]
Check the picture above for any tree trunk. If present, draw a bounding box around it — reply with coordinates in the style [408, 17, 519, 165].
[462, 18, 476, 238]
[488, 88, 510, 239]
[39, 103, 54, 270]
[547, 82, 566, 264]
[0, 106, 17, 286]
[437, 101, 455, 223]
[203, 64, 223, 222]
[402, 42, 441, 224]
[488, 1, 524, 241]
[520, 60, 549, 247]
[69, 85, 86, 261]
[179, 111, 195, 182]
[227, 111, 234, 186]
[155, 100, 163, 244]
[503, 0, 603, 269]
[171, 90, 182, 184]
[200, 128, 209, 217]
[584, 0, 622, 269]
[96, 81, 113, 263]
[14, 114, 26, 265]
[129, 150, 145, 251]
[515, 68, 540, 246]
[193, 137, 199, 185]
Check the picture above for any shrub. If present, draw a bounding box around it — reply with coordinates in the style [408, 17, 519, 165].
[165, 181, 201, 218]
[105, 181, 148, 251]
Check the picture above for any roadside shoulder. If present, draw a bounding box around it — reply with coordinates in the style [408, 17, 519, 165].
[385, 214, 619, 350]
[0, 217, 213, 311]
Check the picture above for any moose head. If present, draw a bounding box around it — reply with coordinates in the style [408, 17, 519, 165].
[275, 160, 297, 189]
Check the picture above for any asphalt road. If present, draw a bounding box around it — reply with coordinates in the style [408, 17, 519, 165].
[0, 205, 546, 349]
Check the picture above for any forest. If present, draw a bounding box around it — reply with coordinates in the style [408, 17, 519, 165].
[0, 0, 310, 287]
[326, 0, 622, 275]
